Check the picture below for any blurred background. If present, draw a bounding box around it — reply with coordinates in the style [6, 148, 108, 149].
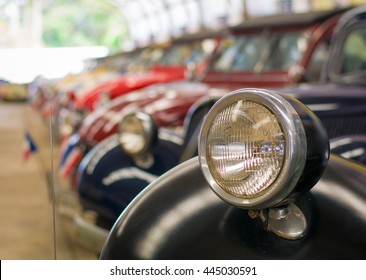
[1, 0, 364, 83]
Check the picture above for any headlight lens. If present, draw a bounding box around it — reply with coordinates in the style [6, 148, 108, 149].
[207, 100, 285, 198]
[119, 111, 157, 156]
[199, 88, 307, 209]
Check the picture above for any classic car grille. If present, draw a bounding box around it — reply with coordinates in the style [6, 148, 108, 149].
[320, 115, 366, 139]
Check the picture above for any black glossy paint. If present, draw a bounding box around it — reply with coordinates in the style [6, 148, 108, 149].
[101, 155, 366, 259]
[77, 134, 182, 228]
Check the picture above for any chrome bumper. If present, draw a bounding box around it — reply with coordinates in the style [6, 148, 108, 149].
[73, 214, 109, 253]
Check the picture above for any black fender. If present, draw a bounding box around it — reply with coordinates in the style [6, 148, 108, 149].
[77, 132, 182, 229]
[101, 154, 366, 259]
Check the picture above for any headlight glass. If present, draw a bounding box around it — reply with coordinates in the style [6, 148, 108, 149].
[119, 111, 156, 156]
[207, 101, 285, 198]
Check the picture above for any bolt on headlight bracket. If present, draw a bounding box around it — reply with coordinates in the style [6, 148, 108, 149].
[249, 203, 307, 240]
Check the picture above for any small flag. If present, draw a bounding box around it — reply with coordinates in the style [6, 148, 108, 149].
[59, 147, 83, 178]
[23, 132, 38, 162]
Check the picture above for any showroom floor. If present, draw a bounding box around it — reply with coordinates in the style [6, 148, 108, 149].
[0, 101, 97, 260]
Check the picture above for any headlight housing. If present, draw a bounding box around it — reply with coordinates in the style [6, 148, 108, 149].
[199, 88, 329, 209]
[118, 111, 157, 156]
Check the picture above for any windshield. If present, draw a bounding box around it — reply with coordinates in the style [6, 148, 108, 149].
[159, 39, 216, 66]
[127, 48, 164, 72]
[263, 31, 307, 70]
[340, 27, 366, 75]
[212, 30, 307, 72]
[213, 36, 264, 71]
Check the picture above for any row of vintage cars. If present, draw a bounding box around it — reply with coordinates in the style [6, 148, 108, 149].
[31, 5, 366, 259]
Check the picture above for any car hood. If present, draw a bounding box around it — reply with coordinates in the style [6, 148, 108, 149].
[78, 81, 225, 145]
[73, 67, 186, 111]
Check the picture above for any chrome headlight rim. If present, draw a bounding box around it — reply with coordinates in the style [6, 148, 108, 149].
[118, 110, 157, 156]
[198, 88, 307, 209]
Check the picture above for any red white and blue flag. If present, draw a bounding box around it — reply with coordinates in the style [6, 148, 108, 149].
[59, 147, 83, 178]
[23, 132, 38, 162]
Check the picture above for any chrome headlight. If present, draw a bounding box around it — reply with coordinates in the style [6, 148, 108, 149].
[118, 111, 157, 156]
[60, 109, 87, 137]
[199, 88, 329, 209]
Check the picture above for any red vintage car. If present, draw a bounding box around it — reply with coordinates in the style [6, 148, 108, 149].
[71, 35, 218, 112]
[56, 33, 220, 140]
[59, 8, 347, 190]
